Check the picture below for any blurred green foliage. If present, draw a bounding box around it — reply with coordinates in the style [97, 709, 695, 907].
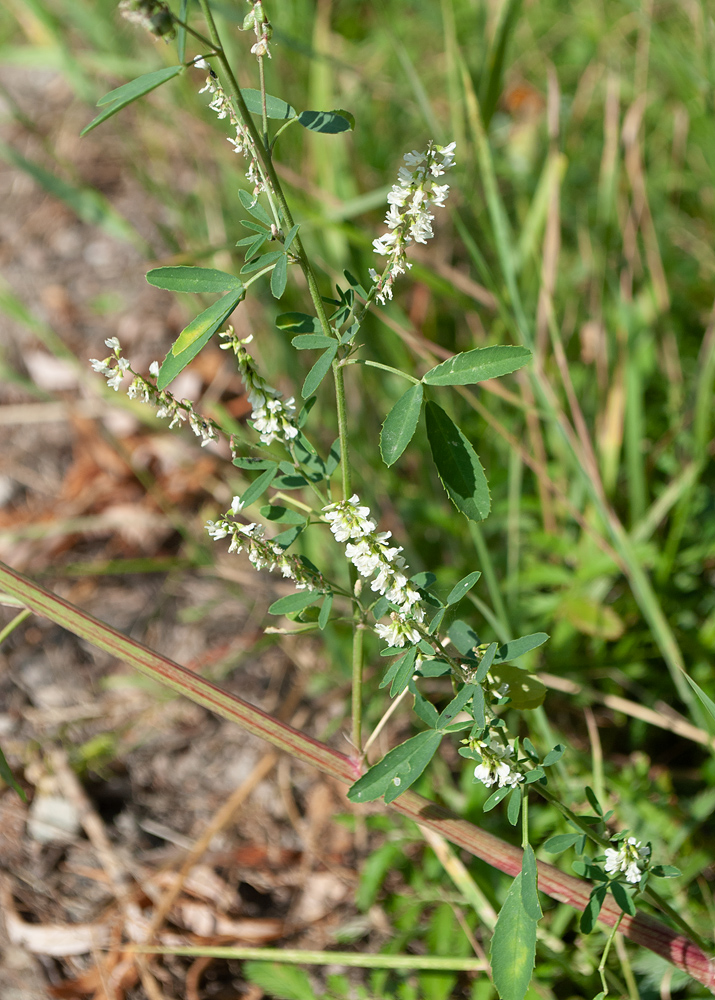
[1, 0, 714, 996]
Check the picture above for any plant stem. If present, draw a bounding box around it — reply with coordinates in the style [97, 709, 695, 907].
[351, 617, 365, 757]
[0, 608, 31, 645]
[344, 358, 421, 384]
[598, 914, 623, 997]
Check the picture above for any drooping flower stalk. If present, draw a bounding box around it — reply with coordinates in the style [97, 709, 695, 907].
[90, 338, 219, 447]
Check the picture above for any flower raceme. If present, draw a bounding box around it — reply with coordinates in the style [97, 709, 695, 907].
[219, 329, 298, 447]
[604, 837, 651, 885]
[89, 338, 218, 446]
[322, 494, 425, 647]
[369, 140, 457, 304]
[472, 738, 523, 790]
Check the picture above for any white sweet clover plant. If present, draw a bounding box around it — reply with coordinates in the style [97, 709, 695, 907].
[86, 1, 686, 988]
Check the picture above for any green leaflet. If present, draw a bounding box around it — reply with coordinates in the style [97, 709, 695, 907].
[446, 570, 481, 605]
[268, 591, 322, 616]
[425, 402, 490, 521]
[347, 730, 443, 805]
[490, 846, 541, 1000]
[81, 65, 184, 136]
[297, 109, 355, 133]
[490, 663, 547, 710]
[494, 632, 549, 662]
[422, 344, 531, 385]
[380, 382, 423, 466]
[241, 88, 296, 119]
[302, 344, 337, 398]
[146, 266, 243, 294]
[157, 289, 244, 390]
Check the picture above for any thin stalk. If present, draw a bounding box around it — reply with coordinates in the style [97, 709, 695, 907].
[345, 358, 421, 384]
[598, 914, 624, 997]
[0, 608, 31, 645]
[127, 946, 487, 971]
[351, 618, 365, 756]
[364, 684, 411, 755]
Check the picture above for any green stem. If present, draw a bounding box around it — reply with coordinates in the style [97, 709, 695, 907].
[598, 913, 623, 997]
[0, 608, 31, 645]
[332, 360, 352, 501]
[351, 617, 365, 756]
[344, 358, 421, 384]
[128, 945, 486, 971]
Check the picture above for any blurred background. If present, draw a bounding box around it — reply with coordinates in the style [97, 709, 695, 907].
[0, 0, 714, 998]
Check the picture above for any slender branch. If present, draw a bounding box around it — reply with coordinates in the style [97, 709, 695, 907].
[0, 559, 712, 991]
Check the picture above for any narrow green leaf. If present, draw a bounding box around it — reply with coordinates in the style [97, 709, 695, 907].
[318, 593, 333, 631]
[650, 865, 681, 878]
[611, 881, 636, 916]
[490, 850, 540, 1000]
[380, 382, 423, 466]
[259, 506, 306, 525]
[241, 250, 285, 275]
[542, 744, 566, 767]
[475, 642, 497, 683]
[682, 673, 715, 732]
[0, 745, 26, 801]
[241, 88, 296, 119]
[297, 109, 354, 133]
[389, 646, 419, 698]
[82, 65, 184, 135]
[520, 845, 542, 921]
[494, 632, 549, 663]
[238, 189, 273, 225]
[146, 266, 243, 294]
[242, 961, 316, 1000]
[447, 620, 480, 656]
[585, 787, 603, 816]
[472, 684, 485, 728]
[292, 335, 335, 350]
[483, 784, 512, 811]
[270, 254, 288, 299]
[283, 224, 300, 250]
[423, 344, 531, 386]
[268, 591, 322, 616]
[543, 833, 581, 854]
[233, 457, 275, 470]
[239, 465, 278, 509]
[271, 525, 305, 549]
[507, 787, 521, 826]
[347, 730, 442, 805]
[436, 684, 476, 728]
[302, 344, 337, 398]
[425, 402, 490, 522]
[276, 312, 321, 333]
[580, 884, 608, 934]
[446, 570, 482, 606]
[158, 290, 243, 390]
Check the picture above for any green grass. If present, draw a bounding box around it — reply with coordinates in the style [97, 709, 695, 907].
[1, 0, 714, 997]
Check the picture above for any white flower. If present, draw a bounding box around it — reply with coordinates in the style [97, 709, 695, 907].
[193, 56, 209, 70]
[220, 329, 298, 447]
[472, 739, 523, 789]
[149, 361, 160, 377]
[604, 837, 650, 884]
[371, 140, 456, 305]
[374, 614, 421, 648]
[105, 336, 121, 352]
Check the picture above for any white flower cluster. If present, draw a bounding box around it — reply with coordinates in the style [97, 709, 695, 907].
[206, 506, 321, 590]
[194, 58, 266, 196]
[369, 140, 456, 304]
[89, 338, 218, 446]
[244, 1, 272, 60]
[604, 837, 650, 885]
[220, 329, 298, 447]
[322, 494, 425, 648]
[473, 738, 523, 790]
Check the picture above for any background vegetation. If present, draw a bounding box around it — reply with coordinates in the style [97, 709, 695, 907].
[0, 0, 714, 998]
